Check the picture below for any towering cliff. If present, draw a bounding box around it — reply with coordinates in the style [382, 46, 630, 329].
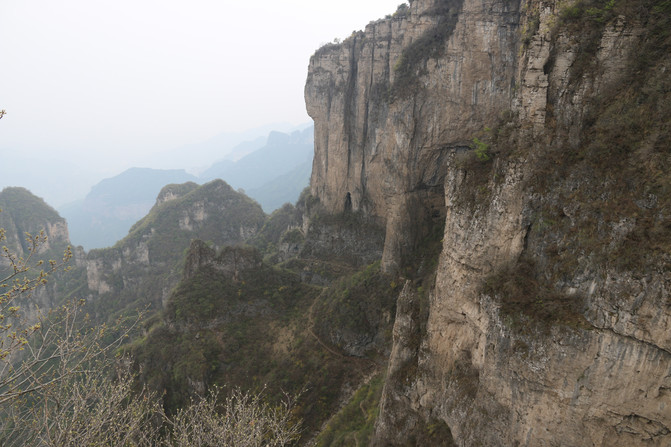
[306, 0, 671, 445]
[306, 0, 522, 271]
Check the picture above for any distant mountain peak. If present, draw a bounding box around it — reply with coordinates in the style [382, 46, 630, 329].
[0, 187, 70, 255]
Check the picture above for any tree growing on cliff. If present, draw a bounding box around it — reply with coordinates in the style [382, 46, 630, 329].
[472, 136, 491, 161]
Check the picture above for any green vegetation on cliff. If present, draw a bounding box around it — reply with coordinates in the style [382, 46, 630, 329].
[86, 179, 267, 321]
[129, 242, 392, 439]
[392, 0, 464, 99]
[463, 0, 671, 335]
[5, 1, 671, 445]
[314, 373, 384, 447]
[0, 187, 63, 227]
[125, 179, 265, 261]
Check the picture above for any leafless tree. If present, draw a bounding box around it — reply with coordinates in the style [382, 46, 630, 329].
[2, 362, 301, 446]
[2, 358, 162, 447]
[0, 226, 79, 404]
[167, 387, 302, 447]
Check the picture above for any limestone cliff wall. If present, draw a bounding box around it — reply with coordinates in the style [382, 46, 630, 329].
[305, 0, 671, 444]
[306, 0, 521, 271]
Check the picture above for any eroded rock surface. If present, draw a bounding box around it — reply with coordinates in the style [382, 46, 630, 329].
[306, 0, 671, 444]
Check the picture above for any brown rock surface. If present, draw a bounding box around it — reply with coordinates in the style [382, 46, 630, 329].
[305, 0, 671, 444]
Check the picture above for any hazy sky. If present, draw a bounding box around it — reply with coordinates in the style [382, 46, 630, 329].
[0, 0, 401, 175]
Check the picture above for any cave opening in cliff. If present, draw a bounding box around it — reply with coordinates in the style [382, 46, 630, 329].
[344, 192, 352, 212]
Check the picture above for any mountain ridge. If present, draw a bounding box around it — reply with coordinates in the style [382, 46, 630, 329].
[60, 126, 314, 249]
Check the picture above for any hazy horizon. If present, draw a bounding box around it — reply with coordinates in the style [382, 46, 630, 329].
[0, 121, 309, 207]
[0, 0, 403, 205]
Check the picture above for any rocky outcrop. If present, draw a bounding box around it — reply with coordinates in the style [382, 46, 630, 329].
[183, 240, 262, 282]
[85, 180, 266, 312]
[155, 182, 199, 207]
[0, 187, 71, 258]
[306, 0, 671, 444]
[299, 211, 385, 268]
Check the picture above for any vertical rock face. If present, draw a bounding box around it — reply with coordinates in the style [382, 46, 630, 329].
[182, 240, 262, 283]
[306, 0, 521, 270]
[306, 0, 671, 445]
